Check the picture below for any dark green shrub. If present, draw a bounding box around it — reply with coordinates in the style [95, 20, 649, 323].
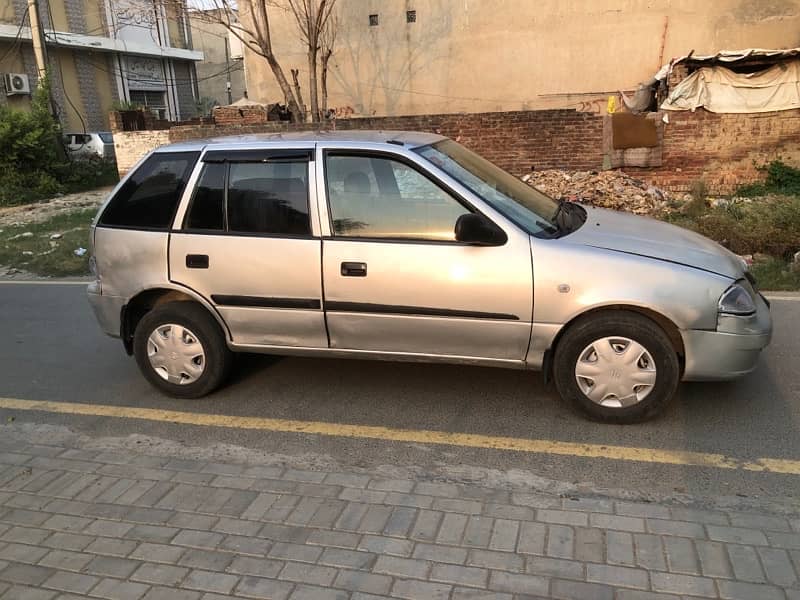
[737, 161, 800, 197]
[52, 155, 119, 193]
[0, 76, 120, 206]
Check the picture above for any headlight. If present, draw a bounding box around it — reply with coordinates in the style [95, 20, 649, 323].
[718, 283, 756, 315]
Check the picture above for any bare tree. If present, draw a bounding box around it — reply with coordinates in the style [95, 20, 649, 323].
[290, 67, 306, 118]
[319, 13, 337, 118]
[188, 2, 306, 122]
[286, 0, 337, 122]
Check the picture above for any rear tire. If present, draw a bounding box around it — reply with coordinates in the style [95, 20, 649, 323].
[133, 301, 232, 398]
[553, 311, 680, 423]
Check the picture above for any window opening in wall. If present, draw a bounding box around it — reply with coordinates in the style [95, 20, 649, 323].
[368, 14, 378, 26]
[406, 10, 416, 23]
[129, 90, 168, 120]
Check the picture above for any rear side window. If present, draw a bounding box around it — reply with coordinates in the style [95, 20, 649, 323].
[183, 159, 311, 236]
[100, 152, 199, 229]
[228, 162, 310, 235]
[186, 163, 225, 231]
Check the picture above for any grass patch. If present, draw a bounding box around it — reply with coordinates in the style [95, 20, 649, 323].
[661, 196, 800, 259]
[0, 208, 95, 277]
[750, 257, 800, 291]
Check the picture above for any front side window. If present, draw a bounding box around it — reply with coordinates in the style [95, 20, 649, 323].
[100, 152, 199, 229]
[325, 154, 470, 241]
[183, 160, 311, 236]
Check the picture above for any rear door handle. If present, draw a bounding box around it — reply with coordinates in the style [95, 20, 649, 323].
[186, 254, 209, 269]
[341, 262, 367, 277]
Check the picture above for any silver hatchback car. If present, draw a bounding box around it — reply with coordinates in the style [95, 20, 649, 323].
[87, 131, 772, 422]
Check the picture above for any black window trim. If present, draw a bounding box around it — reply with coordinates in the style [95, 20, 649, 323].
[202, 148, 314, 163]
[321, 149, 505, 245]
[97, 150, 201, 232]
[180, 154, 316, 238]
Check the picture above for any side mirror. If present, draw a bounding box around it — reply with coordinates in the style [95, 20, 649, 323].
[455, 213, 507, 246]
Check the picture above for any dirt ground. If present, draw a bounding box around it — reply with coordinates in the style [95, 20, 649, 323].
[0, 187, 112, 228]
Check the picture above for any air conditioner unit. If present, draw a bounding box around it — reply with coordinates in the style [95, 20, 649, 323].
[4, 73, 30, 95]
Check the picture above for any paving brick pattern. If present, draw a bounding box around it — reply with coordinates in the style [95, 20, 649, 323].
[0, 442, 797, 599]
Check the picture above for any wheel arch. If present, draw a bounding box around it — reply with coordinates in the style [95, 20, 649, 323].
[542, 304, 685, 382]
[121, 285, 230, 355]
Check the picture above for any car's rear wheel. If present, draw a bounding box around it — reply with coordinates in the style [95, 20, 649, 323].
[133, 301, 232, 398]
[553, 311, 680, 423]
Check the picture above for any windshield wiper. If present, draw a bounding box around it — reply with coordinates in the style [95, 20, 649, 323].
[551, 200, 585, 236]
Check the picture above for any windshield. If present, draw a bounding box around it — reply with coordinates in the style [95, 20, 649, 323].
[99, 132, 113, 144]
[415, 139, 562, 237]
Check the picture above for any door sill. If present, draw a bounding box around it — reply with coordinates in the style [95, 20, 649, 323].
[228, 343, 531, 370]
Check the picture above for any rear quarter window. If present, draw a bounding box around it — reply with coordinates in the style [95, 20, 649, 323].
[99, 152, 199, 230]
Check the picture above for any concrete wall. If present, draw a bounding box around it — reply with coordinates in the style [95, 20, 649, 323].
[241, 0, 800, 117]
[189, 13, 245, 109]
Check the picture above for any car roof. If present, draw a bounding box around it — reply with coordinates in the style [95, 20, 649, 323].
[157, 130, 447, 153]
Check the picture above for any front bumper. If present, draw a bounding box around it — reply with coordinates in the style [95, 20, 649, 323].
[681, 292, 772, 381]
[87, 281, 125, 339]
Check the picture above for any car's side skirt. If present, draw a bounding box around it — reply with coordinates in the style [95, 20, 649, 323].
[228, 343, 534, 370]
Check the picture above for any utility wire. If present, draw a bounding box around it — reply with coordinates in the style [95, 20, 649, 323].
[44, 0, 88, 136]
[84, 55, 242, 84]
[0, 11, 30, 67]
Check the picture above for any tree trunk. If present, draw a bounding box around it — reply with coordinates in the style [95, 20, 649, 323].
[269, 56, 304, 123]
[290, 68, 306, 122]
[320, 49, 331, 118]
[308, 48, 320, 123]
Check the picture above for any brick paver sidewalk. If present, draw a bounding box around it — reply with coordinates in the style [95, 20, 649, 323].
[0, 439, 797, 600]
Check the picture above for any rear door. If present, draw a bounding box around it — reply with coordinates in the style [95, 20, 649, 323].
[169, 145, 327, 348]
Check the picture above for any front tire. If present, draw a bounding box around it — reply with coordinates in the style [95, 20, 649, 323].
[133, 301, 232, 398]
[553, 311, 680, 423]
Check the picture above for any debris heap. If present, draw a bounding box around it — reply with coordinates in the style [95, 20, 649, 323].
[521, 169, 672, 215]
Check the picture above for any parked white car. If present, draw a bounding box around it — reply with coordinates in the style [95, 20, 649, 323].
[63, 132, 115, 160]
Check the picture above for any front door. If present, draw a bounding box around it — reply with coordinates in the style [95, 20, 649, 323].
[170, 147, 327, 348]
[319, 150, 533, 361]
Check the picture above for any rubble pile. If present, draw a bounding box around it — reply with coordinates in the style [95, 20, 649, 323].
[522, 169, 673, 215]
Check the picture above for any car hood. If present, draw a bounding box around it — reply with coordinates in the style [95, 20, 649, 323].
[565, 206, 744, 279]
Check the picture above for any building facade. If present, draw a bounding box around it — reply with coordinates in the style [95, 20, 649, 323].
[0, 0, 203, 131]
[241, 0, 800, 118]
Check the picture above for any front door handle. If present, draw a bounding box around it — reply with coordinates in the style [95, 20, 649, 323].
[186, 254, 209, 269]
[341, 261, 367, 277]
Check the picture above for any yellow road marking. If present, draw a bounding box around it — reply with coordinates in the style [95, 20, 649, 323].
[0, 397, 798, 475]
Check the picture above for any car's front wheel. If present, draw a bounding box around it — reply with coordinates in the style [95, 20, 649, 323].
[133, 302, 232, 398]
[553, 311, 680, 423]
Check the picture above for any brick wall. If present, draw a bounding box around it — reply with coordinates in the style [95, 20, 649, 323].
[635, 109, 800, 194]
[112, 130, 171, 175]
[113, 108, 800, 194]
[170, 109, 606, 176]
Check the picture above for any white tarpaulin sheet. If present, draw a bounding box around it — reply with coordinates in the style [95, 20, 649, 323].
[661, 60, 800, 113]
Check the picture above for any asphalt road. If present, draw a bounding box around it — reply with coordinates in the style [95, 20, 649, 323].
[0, 282, 798, 505]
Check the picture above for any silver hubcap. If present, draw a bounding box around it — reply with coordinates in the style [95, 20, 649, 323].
[147, 324, 205, 385]
[575, 336, 657, 408]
